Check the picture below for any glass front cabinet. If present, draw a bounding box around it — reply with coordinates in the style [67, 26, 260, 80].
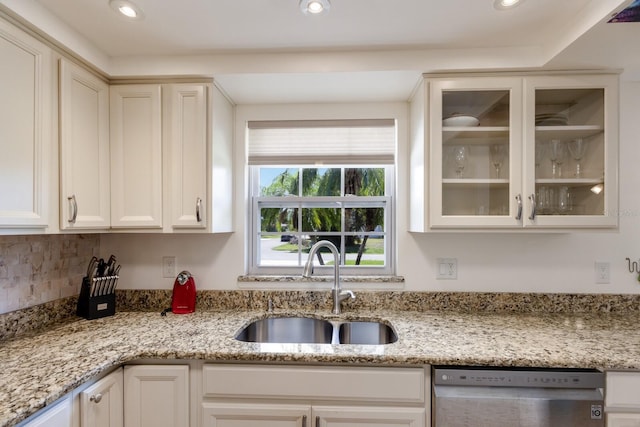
[414, 72, 619, 230]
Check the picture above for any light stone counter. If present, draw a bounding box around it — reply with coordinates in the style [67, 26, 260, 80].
[2, 308, 640, 426]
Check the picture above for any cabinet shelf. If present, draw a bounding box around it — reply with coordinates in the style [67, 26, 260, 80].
[443, 179, 509, 188]
[443, 126, 509, 144]
[535, 125, 604, 140]
[536, 178, 604, 186]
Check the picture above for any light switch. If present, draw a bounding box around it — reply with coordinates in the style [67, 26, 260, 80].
[595, 261, 610, 284]
[437, 258, 457, 280]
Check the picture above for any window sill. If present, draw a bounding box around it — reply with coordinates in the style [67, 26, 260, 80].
[237, 275, 405, 290]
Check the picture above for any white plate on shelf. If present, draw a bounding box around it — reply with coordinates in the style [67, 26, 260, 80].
[443, 115, 480, 127]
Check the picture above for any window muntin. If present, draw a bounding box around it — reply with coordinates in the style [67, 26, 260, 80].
[251, 166, 393, 275]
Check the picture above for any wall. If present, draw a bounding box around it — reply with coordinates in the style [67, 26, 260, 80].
[0, 234, 99, 314]
[100, 82, 640, 295]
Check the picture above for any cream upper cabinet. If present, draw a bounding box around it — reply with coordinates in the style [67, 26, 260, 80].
[522, 74, 618, 228]
[109, 84, 163, 229]
[410, 72, 619, 231]
[59, 59, 110, 230]
[110, 82, 233, 233]
[163, 83, 207, 230]
[428, 76, 524, 229]
[0, 18, 53, 230]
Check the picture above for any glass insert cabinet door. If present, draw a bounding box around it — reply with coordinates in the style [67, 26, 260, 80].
[523, 75, 618, 228]
[429, 77, 524, 228]
[428, 74, 619, 230]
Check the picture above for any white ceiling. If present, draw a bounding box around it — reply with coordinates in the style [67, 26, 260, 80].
[3, 0, 637, 103]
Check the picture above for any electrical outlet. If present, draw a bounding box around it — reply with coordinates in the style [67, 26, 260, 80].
[437, 258, 457, 280]
[595, 261, 610, 284]
[162, 256, 176, 278]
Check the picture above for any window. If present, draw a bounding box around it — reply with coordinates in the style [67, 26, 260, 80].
[248, 120, 395, 276]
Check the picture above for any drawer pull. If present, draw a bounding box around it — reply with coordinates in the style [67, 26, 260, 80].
[89, 393, 102, 403]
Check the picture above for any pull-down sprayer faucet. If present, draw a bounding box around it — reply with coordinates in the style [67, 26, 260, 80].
[302, 240, 355, 314]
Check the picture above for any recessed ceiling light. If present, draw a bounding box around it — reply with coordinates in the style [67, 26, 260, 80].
[300, 0, 331, 16]
[109, 0, 144, 20]
[493, 0, 525, 10]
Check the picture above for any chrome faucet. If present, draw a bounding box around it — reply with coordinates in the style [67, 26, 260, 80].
[302, 240, 355, 314]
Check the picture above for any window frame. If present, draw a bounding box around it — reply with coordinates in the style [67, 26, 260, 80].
[249, 165, 395, 276]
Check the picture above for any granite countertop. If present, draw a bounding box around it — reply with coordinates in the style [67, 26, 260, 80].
[2, 307, 640, 426]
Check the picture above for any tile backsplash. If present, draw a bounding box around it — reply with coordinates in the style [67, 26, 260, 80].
[0, 234, 99, 314]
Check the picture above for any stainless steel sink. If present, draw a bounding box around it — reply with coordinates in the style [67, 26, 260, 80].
[235, 316, 333, 344]
[235, 316, 397, 345]
[338, 321, 398, 345]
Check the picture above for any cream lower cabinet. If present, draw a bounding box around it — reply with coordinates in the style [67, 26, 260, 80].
[202, 403, 424, 427]
[80, 367, 124, 427]
[202, 403, 309, 427]
[19, 368, 124, 427]
[201, 364, 428, 427]
[606, 371, 640, 426]
[123, 365, 189, 427]
[21, 396, 74, 427]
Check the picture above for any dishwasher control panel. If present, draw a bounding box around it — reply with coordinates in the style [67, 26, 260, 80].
[433, 367, 605, 389]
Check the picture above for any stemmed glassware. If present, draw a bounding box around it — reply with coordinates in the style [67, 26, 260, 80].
[549, 139, 567, 178]
[453, 146, 467, 178]
[490, 144, 507, 179]
[568, 138, 588, 178]
[535, 140, 546, 172]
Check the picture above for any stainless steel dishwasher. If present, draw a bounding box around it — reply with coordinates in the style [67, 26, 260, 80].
[432, 366, 605, 427]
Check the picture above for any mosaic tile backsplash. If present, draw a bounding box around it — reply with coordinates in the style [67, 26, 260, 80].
[0, 234, 99, 314]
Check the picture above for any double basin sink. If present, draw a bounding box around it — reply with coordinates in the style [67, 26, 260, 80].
[235, 316, 397, 345]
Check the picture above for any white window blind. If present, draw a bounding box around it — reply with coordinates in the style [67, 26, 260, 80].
[247, 119, 396, 165]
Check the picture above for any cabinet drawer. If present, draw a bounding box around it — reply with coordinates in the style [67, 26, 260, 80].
[203, 365, 426, 403]
[607, 413, 640, 427]
[607, 372, 640, 407]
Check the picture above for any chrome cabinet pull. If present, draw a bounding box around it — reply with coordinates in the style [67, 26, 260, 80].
[515, 194, 523, 221]
[68, 195, 78, 224]
[528, 193, 537, 220]
[89, 393, 102, 403]
[196, 197, 202, 222]
[301, 415, 307, 427]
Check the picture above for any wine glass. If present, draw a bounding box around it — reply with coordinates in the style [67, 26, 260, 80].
[535, 140, 546, 172]
[490, 144, 506, 179]
[549, 139, 567, 178]
[453, 146, 467, 178]
[568, 138, 588, 178]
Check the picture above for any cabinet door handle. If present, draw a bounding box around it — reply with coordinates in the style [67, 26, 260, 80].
[316, 416, 320, 427]
[301, 415, 307, 427]
[196, 197, 202, 222]
[515, 194, 523, 221]
[528, 193, 537, 220]
[89, 393, 102, 403]
[68, 195, 78, 224]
